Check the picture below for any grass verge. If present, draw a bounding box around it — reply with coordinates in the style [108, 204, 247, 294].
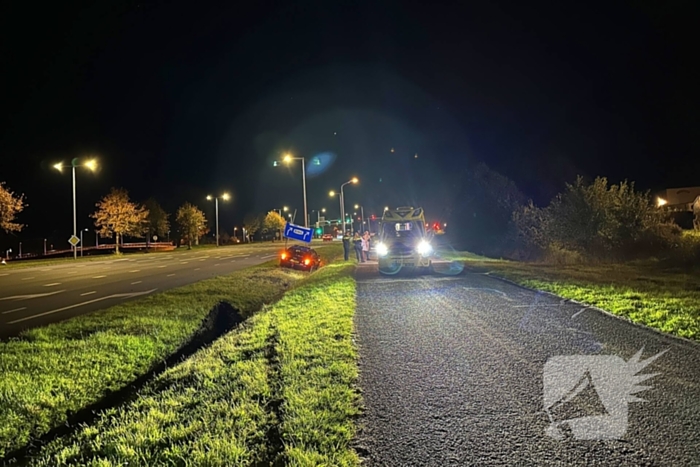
[0, 244, 342, 460]
[456, 253, 700, 341]
[26, 254, 359, 466]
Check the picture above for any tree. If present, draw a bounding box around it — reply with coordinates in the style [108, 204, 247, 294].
[514, 176, 676, 261]
[263, 211, 286, 239]
[176, 202, 207, 249]
[92, 188, 149, 253]
[0, 182, 26, 234]
[448, 162, 526, 255]
[143, 198, 170, 242]
[243, 213, 263, 241]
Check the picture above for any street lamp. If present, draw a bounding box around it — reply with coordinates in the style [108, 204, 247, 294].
[275, 154, 309, 228]
[207, 192, 230, 246]
[80, 228, 89, 256]
[354, 204, 365, 232]
[53, 157, 98, 259]
[340, 177, 358, 233]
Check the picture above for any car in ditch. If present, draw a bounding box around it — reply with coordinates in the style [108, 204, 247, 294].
[279, 245, 321, 271]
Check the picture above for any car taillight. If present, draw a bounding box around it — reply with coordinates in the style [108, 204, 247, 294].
[281, 253, 287, 260]
[304, 258, 311, 265]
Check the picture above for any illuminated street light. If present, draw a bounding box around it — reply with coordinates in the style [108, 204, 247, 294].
[274, 153, 308, 227]
[657, 197, 668, 208]
[339, 177, 359, 233]
[53, 157, 99, 259]
[207, 193, 230, 246]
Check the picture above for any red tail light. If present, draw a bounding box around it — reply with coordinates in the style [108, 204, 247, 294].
[281, 253, 287, 260]
[304, 258, 311, 265]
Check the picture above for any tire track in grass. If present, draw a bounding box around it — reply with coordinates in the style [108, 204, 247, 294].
[22, 249, 361, 466]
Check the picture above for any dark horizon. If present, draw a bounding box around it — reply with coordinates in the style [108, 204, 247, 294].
[1, 0, 697, 249]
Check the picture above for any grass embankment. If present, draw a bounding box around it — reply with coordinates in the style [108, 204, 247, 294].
[0, 245, 342, 459]
[29, 260, 359, 466]
[454, 253, 700, 340]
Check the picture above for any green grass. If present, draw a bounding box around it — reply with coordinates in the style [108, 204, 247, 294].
[458, 254, 700, 340]
[0, 244, 343, 459]
[26, 250, 359, 466]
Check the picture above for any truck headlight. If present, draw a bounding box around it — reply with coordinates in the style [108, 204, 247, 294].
[376, 242, 389, 257]
[416, 240, 432, 256]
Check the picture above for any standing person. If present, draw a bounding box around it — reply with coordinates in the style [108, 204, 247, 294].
[353, 232, 363, 262]
[362, 231, 371, 262]
[342, 230, 351, 261]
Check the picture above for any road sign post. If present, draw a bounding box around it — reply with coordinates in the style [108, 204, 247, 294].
[283, 222, 313, 243]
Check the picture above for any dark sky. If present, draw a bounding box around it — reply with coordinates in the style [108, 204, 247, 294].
[1, 0, 697, 247]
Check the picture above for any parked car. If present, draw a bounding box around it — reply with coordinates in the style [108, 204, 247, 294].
[321, 233, 334, 242]
[279, 245, 321, 271]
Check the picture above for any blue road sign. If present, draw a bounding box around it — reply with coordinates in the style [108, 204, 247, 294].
[284, 222, 313, 243]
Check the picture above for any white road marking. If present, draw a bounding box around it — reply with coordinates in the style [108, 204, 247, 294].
[462, 286, 512, 301]
[231, 260, 236, 263]
[180, 262, 188, 264]
[92, 275, 107, 279]
[129, 270, 141, 273]
[43, 283, 61, 287]
[0, 290, 66, 301]
[158, 265, 167, 268]
[80, 291, 97, 296]
[260, 254, 275, 259]
[131, 281, 142, 285]
[2, 307, 27, 315]
[167, 273, 175, 277]
[236, 254, 251, 258]
[214, 264, 221, 266]
[571, 308, 588, 319]
[194, 268, 200, 271]
[21, 277, 35, 280]
[8, 289, 158, 324]
[0, 273, 9, 276]
[199, 259, 207, 261]
[512, 303, 562, 308]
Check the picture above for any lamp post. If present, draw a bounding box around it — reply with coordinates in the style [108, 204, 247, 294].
[274, 154, 309, 228]
[234, 226, 238, 242]
[207, 193, 230, 247]
[329, 191, 342, 231]
[354, 204, 365, 232]
[53, 158, 98, 259]
[339, 178, 358, 233]
[80, 228, 89, 256]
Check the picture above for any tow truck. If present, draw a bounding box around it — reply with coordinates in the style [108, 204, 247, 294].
[375, 206, 434, 275]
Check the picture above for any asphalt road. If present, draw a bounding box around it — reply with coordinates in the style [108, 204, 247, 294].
[354, 265, 700, 466]
[0, 243, 285, 339]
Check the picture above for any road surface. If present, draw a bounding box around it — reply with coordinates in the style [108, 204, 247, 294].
[354, 265, 700, 466]
[0, 244, 285, 339]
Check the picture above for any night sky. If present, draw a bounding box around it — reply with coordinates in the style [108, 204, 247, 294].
[1, 0, 697, 249]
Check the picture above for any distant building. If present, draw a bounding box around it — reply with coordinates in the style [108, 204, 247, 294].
[656, 187, 700, 212]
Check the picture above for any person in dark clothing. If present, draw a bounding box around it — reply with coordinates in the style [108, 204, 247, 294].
[353, 232, 363, 262]
[342, 230, 351, 260]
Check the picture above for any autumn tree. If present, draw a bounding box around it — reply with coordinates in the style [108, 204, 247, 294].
[143, 198, 170, 242]
[263, 210, 287, 240]
[92, 188, 149, 253]
[0, 182, 26, 234]
[176, 202, 207, 249]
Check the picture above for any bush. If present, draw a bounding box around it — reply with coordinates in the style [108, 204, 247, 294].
[514, 176, 679, 262]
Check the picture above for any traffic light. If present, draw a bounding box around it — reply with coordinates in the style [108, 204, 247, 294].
[315, 228, 322, 235]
